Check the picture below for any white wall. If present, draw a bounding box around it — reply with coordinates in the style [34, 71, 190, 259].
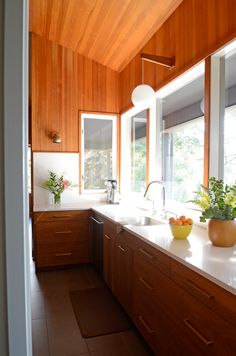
[33, 152, 80, 206]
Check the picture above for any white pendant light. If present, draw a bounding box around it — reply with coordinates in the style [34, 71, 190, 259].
[131, 84, 155, 106]
[131, 53, 175, 107]
[131, 59, 155, 107]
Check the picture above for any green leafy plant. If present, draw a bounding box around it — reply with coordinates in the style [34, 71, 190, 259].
[42, 171, 72, 203]
[192, 177, 236, 222]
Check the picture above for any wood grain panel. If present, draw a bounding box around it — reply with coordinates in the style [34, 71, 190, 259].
[29, 0, 183, 72]
[120, 0, 236, 111]
[31, 33, 119, 151]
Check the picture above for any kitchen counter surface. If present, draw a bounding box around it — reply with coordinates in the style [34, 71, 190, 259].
[33, 201, 236, 295]
[33, 199, 104, 212]
[93, 204, 236, 295]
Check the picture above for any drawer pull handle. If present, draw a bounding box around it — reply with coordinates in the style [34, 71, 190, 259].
[184, 319, 213, 346]
[55, 230, 72, 234]
[139, 277, 155, 291]
[118, 245, 126, 252]
[52, 215, 72, 218]
[105, 234, 111, 240]
[139, 248, 153, 259]
[55, 253, 72, 257]
[91, 217, 103, 225]
[138, 315, 155, 334]
[186, 279, 215, 300]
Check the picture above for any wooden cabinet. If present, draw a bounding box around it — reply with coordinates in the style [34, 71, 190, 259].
[113, 229, 134, 314]
[169, 259, 236, 356]
[89, 211, 236, 355]
[103, 218, 117, 289]
[130, 235, 236, 355]
[33, 210, 91, 270]
[132, 252, 174, 355]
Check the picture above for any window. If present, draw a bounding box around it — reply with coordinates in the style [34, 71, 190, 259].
[131, 112, 147, 192]
[163, 119, 204, 202]
[81, 113, 117, 192]
[224, 49, 236, 184]
[121, 109, 148, 195]
[160, 67, 205, 203]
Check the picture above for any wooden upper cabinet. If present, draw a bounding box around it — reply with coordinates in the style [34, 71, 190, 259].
[30, 33, 120, 152]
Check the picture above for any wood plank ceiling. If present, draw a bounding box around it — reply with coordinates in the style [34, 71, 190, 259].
[29, 0, 183, 72]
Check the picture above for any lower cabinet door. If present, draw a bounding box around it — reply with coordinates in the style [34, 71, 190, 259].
[113, 239, 133, 314]
[132, 290, 169, 355]
[36, 241, 90, 268]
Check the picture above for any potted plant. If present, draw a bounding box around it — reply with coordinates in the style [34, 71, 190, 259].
[192, 177, 236, 247]
[42, 171, 72, 205]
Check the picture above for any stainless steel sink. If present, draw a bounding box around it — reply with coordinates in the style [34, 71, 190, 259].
[117, 216, 162, 226]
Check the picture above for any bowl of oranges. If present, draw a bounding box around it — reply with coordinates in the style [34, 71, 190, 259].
[169, 216, 193, 239]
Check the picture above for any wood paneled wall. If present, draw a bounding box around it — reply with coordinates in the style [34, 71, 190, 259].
[120, 0, 236, 112]
[31, 33, 120, 152]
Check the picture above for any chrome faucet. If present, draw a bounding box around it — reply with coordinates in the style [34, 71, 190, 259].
[144, 180, 166, 218]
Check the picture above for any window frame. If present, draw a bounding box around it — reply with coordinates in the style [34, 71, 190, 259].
[120, 107, 151, 197]
[79, 112, 118, 194]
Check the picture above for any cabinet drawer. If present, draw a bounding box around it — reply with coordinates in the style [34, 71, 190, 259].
[132, 291, 169, 355]
[34, 210, 89, 222]
[36, 241, 90, 268]
[171, 259, 236, 327]
[136, 239, 170, 276]
[133, 252, 184, 317]
[179, 290, 236, 356]
[35, 221, 89, 244]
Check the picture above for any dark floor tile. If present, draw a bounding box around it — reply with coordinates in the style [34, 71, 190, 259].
[32, 319, 50, 356]
[47, 315, 88, 356]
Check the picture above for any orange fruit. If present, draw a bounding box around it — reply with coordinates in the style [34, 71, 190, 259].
[179, 215, 187, 223]
[174, 220, 182, 226]
[186, 218, 193, 225]
[169, 217, 175, 224]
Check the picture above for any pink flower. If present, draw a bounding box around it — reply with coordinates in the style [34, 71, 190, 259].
[63, 180, 70, 189]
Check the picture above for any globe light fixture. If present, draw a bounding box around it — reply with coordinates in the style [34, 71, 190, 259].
[131, 53, 175, 107]
[131, 84, 155, 106]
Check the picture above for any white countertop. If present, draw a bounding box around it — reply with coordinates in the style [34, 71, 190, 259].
[93, 204, 236, 295]
[33, 199, 104, 212]
[34, 201, 236, 295]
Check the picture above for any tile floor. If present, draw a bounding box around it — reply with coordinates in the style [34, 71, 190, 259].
[31, 261, 154, 356]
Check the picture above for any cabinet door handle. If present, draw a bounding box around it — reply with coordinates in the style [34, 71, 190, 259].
[186, 279, 215, 300]
[55, 230, 72, 234]
[118, 245, 126, 252]
[139, 277, 155, 291]
[184, 319, 213, 346]
[91, 216, 103, 225]
[52, 215, 72, 219]
[139, 248, 153, 259]
[138, 315, 155, 334]
[55, 252, 72, 257]
[104, 234, 111, 240]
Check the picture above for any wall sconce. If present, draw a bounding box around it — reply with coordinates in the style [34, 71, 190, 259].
[51, 131, 61, 144]
[131, 53, 175, 107]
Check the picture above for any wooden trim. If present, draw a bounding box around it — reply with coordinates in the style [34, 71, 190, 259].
[117, 114, 121, 192]
[204, 56, 211, 187]
[78, 111, 82, 194]
[146, 109, 150, 185]
[141, 53, 175, 68]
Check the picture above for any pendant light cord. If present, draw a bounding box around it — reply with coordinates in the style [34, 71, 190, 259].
[142, 59, 144, 84]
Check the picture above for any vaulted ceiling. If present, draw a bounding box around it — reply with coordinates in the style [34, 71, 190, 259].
[29, 0, 183, 72]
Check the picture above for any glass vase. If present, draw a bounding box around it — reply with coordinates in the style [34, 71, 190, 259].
[53, 193, 61, 205]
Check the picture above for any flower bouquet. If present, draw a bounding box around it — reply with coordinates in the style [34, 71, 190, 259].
[192, 177, 236, 222]
[42, 171, 72, 205]
[191, 177, 236, 246]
